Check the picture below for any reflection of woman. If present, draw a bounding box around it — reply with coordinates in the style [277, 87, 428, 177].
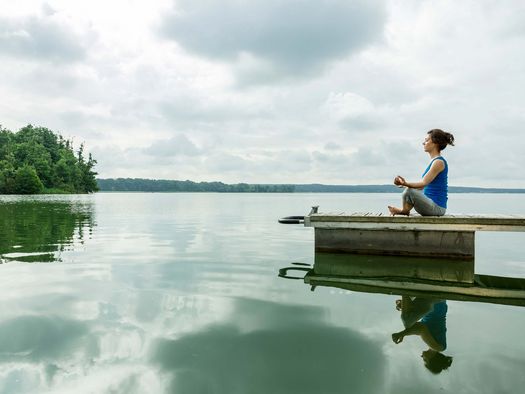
[388, 129, 455, 216]
[392, 296, 453, 374]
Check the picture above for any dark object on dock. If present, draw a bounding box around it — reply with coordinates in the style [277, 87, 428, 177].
[278, 207, 318, 224]
[303, 207, 525, 259]
[278, 216, 305, 224]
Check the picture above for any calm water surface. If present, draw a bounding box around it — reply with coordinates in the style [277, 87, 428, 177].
[0, 193, 524, 393]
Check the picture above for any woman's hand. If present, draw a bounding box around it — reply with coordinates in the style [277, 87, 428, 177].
[392, 332, 405, 344]
[394, 175, 406, 187]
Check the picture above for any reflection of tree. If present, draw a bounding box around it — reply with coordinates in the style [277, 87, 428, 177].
[0, 198, 95, 263]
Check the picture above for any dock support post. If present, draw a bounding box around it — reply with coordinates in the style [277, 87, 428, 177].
[315, 228, 475, 259]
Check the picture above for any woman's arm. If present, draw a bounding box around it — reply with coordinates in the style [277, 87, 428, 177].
[394, 160, 444, 189]
[392, 322, 444, 351]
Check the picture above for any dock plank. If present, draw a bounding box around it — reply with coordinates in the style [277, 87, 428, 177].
[307, 212, 525, 232]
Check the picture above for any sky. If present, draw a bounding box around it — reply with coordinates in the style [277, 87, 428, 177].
[0, 0, 524, 187]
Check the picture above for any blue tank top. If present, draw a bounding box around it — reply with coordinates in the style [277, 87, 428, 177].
[421, 301, 447, 350]
[422, 157, 448, 208]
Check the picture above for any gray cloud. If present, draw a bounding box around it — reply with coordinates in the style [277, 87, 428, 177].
[161, 0, 386, 82]
[352, 147, 388, 166]
[42, 3, 57, 17]
[303, 140, 424, 184]
[157, 97, 270, 126]
[324, 141, 343, 151]
[205, 152, 249, 173]
[340, 113, 384, 131]
[345, 141, 422, 181]
[0, 14, 88, 62]
[143, 135, 202, 157]
[204, 149, 314, 178]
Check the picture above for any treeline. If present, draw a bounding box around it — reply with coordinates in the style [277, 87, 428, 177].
[295, 184, 525, 193]
[293, 184, 399, 193]
[97, 178, 295, 192]
[97, 178, 525, 193]
[0, 124, 98, 194]
[294, 184, 525, 193]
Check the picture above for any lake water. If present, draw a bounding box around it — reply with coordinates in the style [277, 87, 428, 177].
[0, 193, 524, 394]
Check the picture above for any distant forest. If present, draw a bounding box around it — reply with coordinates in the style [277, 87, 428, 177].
[97, 178, 525, 193]
[97, 178, 295, 192]
[0, 125, 98, 194]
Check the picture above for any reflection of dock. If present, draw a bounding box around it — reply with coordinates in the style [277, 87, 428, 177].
[304, 212, 525, 259]
[304, 253, 525, 307]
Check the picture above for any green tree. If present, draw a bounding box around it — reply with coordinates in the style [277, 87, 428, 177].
[0, 124, 98, 194]
[82, 153, 99, 192]
[0, 128, 11, 161]
[13, 165, 44, 194]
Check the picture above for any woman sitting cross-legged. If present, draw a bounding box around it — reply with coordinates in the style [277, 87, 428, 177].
[388, 129, 455, 216]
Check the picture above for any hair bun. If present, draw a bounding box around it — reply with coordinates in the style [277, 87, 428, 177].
[446, 132, 455, 146]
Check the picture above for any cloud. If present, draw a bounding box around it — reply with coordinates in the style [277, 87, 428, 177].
[160, 0, 386, 83]
[143, 135, 202, 157]
[322, 92, 390, 132]
[0, 12, 91, 63]
[340, 114, 384, 131]
[1, 1, 524, 187]
[324, 141, 343, 151]
[203, 149, 315, 180]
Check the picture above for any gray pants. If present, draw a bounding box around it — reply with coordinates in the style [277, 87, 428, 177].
[401, 297, 438, 328]
[402, 188, 446, 216]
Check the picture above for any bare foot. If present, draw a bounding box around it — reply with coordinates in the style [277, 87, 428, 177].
[388, 206, 410, 216]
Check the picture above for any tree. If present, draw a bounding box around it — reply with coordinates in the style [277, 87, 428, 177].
[13, 165, 44, 194]
[0, 124, 98, 194]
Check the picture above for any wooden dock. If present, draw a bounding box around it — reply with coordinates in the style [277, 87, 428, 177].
[304, 212, 525, 259]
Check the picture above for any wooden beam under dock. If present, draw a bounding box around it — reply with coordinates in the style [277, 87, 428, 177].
[304, 212, 525, 259]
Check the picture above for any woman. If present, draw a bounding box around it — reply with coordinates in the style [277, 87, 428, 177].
[388, 129, 455, 216]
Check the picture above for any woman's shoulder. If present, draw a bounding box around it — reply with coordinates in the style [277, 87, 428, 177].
[430, 157, 446, 169]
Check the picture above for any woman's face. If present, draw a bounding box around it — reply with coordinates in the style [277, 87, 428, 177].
[423, 135, 437, 152]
